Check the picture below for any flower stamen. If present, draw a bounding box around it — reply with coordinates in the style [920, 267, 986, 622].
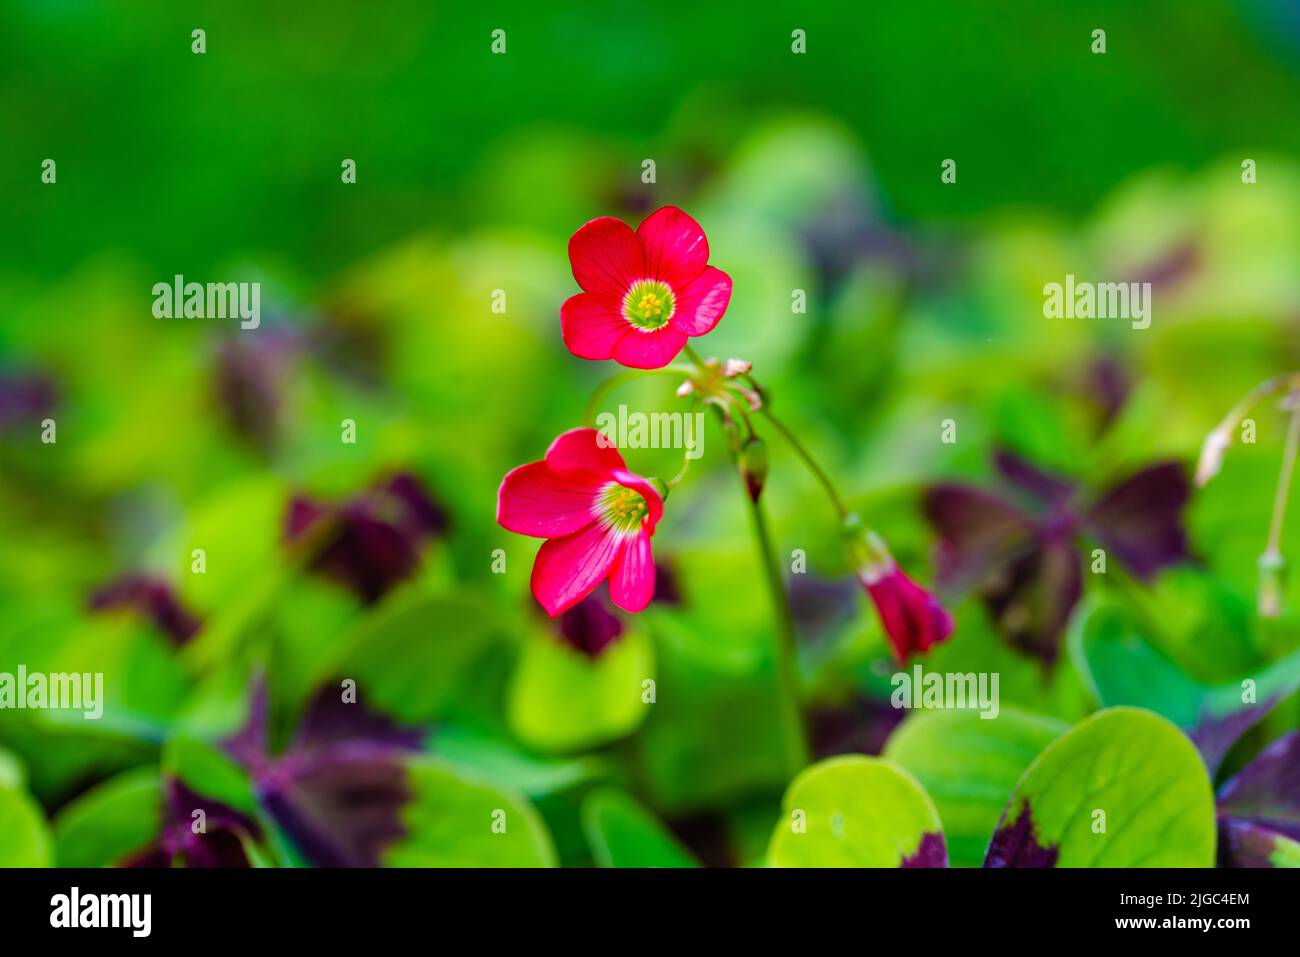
[598, 482, 649, 533]
[622, 279, 675, 331]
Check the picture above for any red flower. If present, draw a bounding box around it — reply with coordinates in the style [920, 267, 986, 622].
[860, 565, 955, 664]
[497, 429, 663, 615]
[561, 206, 733, 369]
[844, 517, 953, 663]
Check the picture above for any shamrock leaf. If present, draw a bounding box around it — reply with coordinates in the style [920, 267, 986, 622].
[767, 756, 946, 867]
[986, 707, 1215, 867]
[1069, 596, 1300, 773]
[0, 752, 52, 867]
[581, 788, 698, 867]
[382, 758, 556, 867]
[885, 707, 1067, 866]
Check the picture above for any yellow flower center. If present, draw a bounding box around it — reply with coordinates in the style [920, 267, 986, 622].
[599, 483, 649, 533]
[622, 279, 675, 331]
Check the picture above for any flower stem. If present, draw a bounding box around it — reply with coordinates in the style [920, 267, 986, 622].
[735, 458, 809, 772]
[758, 408, 850, 521]
[1265, 393, 1300, 558]
[1221, 373, 1300, 440]
[583, 366, 694, 427]
[696, 378, 807, 770]
[681, 344, 848, 520]
[664, 400, 701, 489]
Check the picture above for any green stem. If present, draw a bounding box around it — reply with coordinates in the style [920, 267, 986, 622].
[583, 366, 694, 427]
[758, 408, 850, 520]
[726, 423, 809, 772]
[1265, 394, 1300, 557]
[747, 490, 810, 771]
[681, 343, 848, 521]
[664, 400, 701, 489]
[730, 394, 757, 440]
[1218, 372, 1300, 441]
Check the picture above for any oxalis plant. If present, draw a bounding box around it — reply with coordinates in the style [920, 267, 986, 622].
[492, 207, 1300, 871]
[495, 206, 954, 769]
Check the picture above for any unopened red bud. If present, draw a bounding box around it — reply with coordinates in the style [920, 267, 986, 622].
[739, 437, 768, 502]
[842, 515, 953, 662]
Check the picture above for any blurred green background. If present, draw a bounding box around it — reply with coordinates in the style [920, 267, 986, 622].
[2, 0, 1300, 868]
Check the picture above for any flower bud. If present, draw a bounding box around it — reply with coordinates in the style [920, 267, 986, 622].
[1195, 427, 1232, 487]
[721, 417, 742, 453]
[738, 437, 768, 502]
[843, 515, 954, 663]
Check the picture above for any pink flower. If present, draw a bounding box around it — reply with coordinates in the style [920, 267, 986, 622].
[860, 565, 955, 664]
[844, 517, 953, 663]
[561, 206, 733, 369]
[497, 428, 663, 615]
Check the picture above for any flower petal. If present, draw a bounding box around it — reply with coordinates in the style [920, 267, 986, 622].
[636, 206, 710, 290]
[612, 325, 689, 370]
[568, 216, 643, 300]
[497, 461, 602, 538]
[670, 266, 732, 337]
[531, 521, 624, 616]
[863, 567, 954, 663]
[561, 292, 627, 361]
[608, 530, 656, 613]
[545, 427, 626, 476]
